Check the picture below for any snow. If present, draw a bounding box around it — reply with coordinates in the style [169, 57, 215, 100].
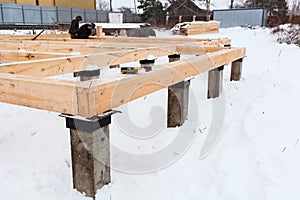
[92, 23, 144, 28]
[1, 26, 300, 200]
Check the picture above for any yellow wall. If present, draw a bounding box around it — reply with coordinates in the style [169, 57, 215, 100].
[39, 0, 54, 7]
[54, 0, 95, 9]
[0, 0, 95, 9]
[16, 0, 36, 5]
[1, 0, 17, 3]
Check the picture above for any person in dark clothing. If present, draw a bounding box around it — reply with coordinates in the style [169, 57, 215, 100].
[69, 16, 96, 39]
[69, 16, 82, 39]
[75, 23, 96, 39]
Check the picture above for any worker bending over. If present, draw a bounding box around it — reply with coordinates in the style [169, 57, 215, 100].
[69, 15, 96, 39]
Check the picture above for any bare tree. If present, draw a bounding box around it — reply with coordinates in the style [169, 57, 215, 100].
[291, 0, 300, 16]
[289, 0, 300, 23]
[97, 0, 109, 11]
[119, 7, 133, 13]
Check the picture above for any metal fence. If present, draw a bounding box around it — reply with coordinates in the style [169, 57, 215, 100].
[0, 2, 141, 25]
[213, 8, 266, 28]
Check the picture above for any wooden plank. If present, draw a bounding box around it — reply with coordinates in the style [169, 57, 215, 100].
[0, 36, 230, 46]
[0, 40, 226, 53]
[0, 50, 69, 62]
[174, 21, 220, 35]
[0, 33, 70, 40]
[87, 48, 246, 117]
[0, 37, 231, 54]
[0, 48, 245, 117]
[0, 42, 130, 54]
[176, 46, 226, 54]
[0, 44, 220, 77]
[0, 73, 76, 114]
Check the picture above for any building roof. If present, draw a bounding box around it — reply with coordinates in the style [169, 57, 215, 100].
[166, 0, 209, 15]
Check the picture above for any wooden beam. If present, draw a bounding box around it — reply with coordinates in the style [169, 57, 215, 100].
[85, 48, 246, 117]
[0, 41, 225, 55]
[0, 33, 70, 40]
[0, 44, 221, 77]
[0, 36, 231, 46]
[176, 45, 227, 55]
[0, 50, 69, 62]
[0, 73, 76, 114]
[0, 42, 136, 54]
[0, 38, 227, 47]
[0, 48, 245, 117]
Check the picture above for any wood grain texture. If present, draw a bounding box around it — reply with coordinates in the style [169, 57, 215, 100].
[91, 48, 246, 117]
[0, 44, 222, 77]
[0, 34, 244, 117]
[0, 50, 69, 62]
[0, 73, 76, 114]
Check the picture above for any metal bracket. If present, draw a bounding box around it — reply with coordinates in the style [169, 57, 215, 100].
[169, 80, 190, 89]
[218, 66, 224, 71]
[168, 54, 180, 59]
[60, 110, 121, 132]
[73, 69, 100, 78]
[139, 59, 155, 64]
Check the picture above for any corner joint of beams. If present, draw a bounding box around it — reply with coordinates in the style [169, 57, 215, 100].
[73, 69, 100, 118]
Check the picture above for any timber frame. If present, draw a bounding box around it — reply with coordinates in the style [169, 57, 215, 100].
[0, 34, 246, 118]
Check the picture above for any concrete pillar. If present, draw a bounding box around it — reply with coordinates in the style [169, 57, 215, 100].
[167, 53, 188, 127]
[70, 68, 110, 199]
[168, 54, 180, 63]
[73, 69, 100, 81]
[207, 66, 224, 99]
[167, 81, 190, 127]
[65, 116, 111, 199]
[230, 58, 243, 81]
[140, 59, 155, 72]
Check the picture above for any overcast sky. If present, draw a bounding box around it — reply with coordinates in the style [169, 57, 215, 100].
[98, 0, 234, 13]
[98, 0, 294, 13]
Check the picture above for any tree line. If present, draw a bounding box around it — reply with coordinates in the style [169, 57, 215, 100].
[98, 0, 299, 27]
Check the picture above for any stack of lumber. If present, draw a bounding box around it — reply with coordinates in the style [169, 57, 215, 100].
[172, 21, 220, 36]
[185, 21, 220, 35]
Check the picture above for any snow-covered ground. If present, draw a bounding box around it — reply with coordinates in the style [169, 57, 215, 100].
[1, 26, 300, 200]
